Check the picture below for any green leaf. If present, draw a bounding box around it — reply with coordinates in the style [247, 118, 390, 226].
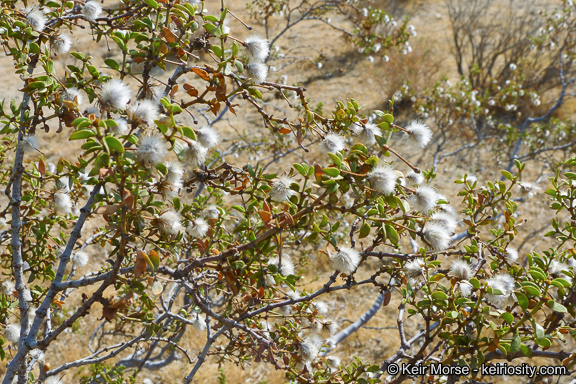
[510, 332, 521, 354]
[547, 300, 567, 313]
[501, 170, 514, 180]
[431, 291, 448, 301]
[69, 130, 95, 140]
[142, 0, 159, 9]
[105, 59, 120, 70]
[514, 292, 528, 311]
[293, 163, 307, 176]
[500, 312, 514, 325]
[323, 168, 340, 177]
[181, 126, 197, 141]
[385, 224, 398, 245]
[359, 222, 370, 238]
[104, 136, 125, 154]
[564, 172, 576, 180]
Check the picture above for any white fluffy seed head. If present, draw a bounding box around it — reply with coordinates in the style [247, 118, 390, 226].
[410, 186, 439, 213]
[367, 164, 398, 195]
[517, 182, 540, 199]
[158, 210, 182, 237]
[99, 80, 131, 111]
[450, 260, 472, 280]
[26, 9, 46, 32]
[429, 212, 457, 233]
[299, 339, 319, 363]
[405, 170, 425, 186]
[405, 258, 424, 278]
[486, 274, 515, 306]
[54, 192, 72, 215]
[353, 123, 382, 146]
[165, 161, 184, 184]
[0, 280, 15, 296]
[246, 62, 268, 83]
[330, 247, 360, 274]
[62, 87, 84, 106]
[321, 133, 345, 153]
[422, 222, 451, 250]
[245, 35, 270, 62]
[270, 176, 297, 202]
[196, 126, 220, 149]
[4, 323, 20, 344]
[506, 248, 519, 262]
[202, 205, 220, 219]
[129, 99, 159, 127]
[187, 218, 209, 238]
[21, 136, 39, 154]
[458, 280, 473, 297]
[83, 1, 102, 21]
[191, 312, 207, 331]
[268, 255, 295, 276]
[404, 120, 432, 148]
[135, 133, 167, 165]
[52, 33, 72, 55]
[110, 118, 128, 136]
[550, 260, 570, 276]
[72, 251, 89, 268]
[183, 141, 208, 167]
[45, 376, 63, 384]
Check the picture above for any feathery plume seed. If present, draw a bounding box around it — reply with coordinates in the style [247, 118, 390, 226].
[135, 133, 167, 165]
[517, 182, 540, 199]
[52, 34, 72, 55]
[326, 355, 341, 370]
[367, 164, 399, 195]
[550, 260, 570, 276]
[0, 218, 6, 228]
[506, 248, 519, 262]
[330, 247, 360, 274]
[429, 211, 457, 233]
[71, 251, 89, 268]
[26, 9, 46, 32]
[158, 210, 182, 237]
[299, 339, 319, 363]
[21, 136, 39, 154]
[246, 62, 268, 84]
[62, 87, 84, 106]
[23, 289, 33, 302]
[54, 192, 72, 215]
[405, 258, 425, 278]
[404, 120, 432, 149]
[314, 301, 329, 315]
[129, 100, 159, 127]
[99, 80, 131, 111]
[270, 176, 297, 202]
[111, 118, 128, 136]
[353, 123, 382, 146]
[0, 280, 14, 296]
[183, 141, 208, 167]
[245, 35, 270, 62]
[83, 1, 102, 21]
[404, 170, 425, 186]
[165, 161, 184, 184]
[320, 133, 345, 153]
[410, 186, 439, 213]
[4, 323, 20, 344]
[485, 274, 515, 306]
[268, 256, 295, 276]
[458, 280, 473, 297]
[45, 377, 63, 384]
[422, 222, 451, 250]
[196, 126, 220, 149]
[187, 218, 209, 238]
[191, 312, 207, 331]
[450, 260, 472, 280]
[202, 205, 220, 219]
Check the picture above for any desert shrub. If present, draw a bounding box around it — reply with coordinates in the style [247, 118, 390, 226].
[0, 1, 576, 384]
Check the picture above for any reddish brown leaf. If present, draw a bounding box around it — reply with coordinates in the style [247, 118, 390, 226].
[95, 205, 120, 215]
[161, 26, 175, 43]
[134, 249, 150, 278]
[191, 67, 211, 81]
[38, 158, 46, 176]
[383, 290, 392, 306]
[258, 210, 272, 223]
[278, 127, 291, 134]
